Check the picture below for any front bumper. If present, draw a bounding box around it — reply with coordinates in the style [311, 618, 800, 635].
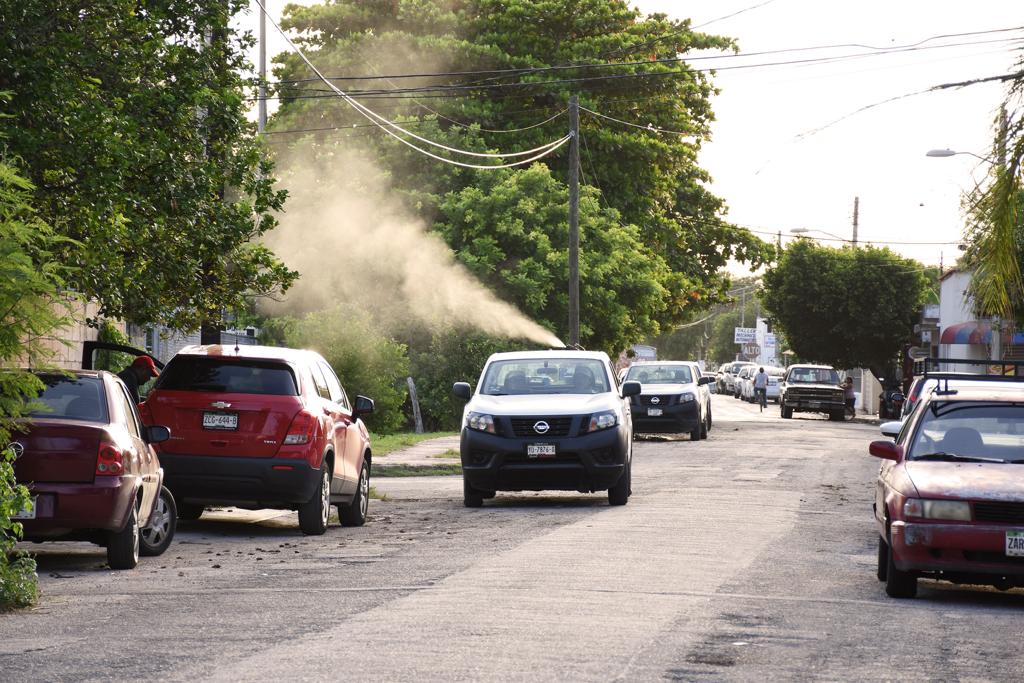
[891, 520, 1024, 581]
[20, 476, 139, 539]
[461, 425, 629, 493]
[785, 396, 844, 413]
[159, 453, 321, 509]
[631, 400, 700, 433]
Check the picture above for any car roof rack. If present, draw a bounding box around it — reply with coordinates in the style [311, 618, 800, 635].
[913, 357, 1024, 381]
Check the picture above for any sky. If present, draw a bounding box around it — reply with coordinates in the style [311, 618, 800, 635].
[239, 0, 1023, 270]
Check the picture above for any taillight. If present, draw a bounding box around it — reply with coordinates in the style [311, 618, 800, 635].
[282, 411, 317, 446]
[96, 443, 124, 476]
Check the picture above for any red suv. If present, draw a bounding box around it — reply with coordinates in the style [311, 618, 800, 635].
[142, 345, 374, 535]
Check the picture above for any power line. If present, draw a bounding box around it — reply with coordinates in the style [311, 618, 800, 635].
[580, 106, 692, 136]
[251, 0, 572, 169]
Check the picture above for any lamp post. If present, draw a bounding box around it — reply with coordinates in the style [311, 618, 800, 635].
[925, 149, 996, 164]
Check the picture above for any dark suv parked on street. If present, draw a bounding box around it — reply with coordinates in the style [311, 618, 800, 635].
[779, 364, 845, 420]
[142, 345, 374, 535]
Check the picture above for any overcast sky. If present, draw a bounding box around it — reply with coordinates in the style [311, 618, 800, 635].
[241, 0, 1023, 269]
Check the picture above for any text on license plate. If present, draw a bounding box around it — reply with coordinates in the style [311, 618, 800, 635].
[527, 443, 556, 458]
[1007, 531, 1024, 557]
[647, 407, 663, 416]
[203, 412, 238, 430]
[12, 496, 36, 520]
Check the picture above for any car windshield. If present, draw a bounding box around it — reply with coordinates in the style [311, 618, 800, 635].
[907, 401, 1024, 463]
[157, 357, 299, 395]
[482, 358, 610, 395]
[625, 364, 692, 384]
[787, 367, 840, 384]
[28, 374, 108, 422]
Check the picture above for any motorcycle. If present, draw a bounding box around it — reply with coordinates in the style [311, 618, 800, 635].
[878, 387, 906, 419]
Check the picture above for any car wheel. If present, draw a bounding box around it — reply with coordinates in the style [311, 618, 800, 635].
[706, 405, 713, 432]
[107, 502, 140, 570]
[690, 422, 701, 440]
[299, 462, 331, 535]
[177, 502, 204, 521]
[339, 460, 370, 527]
[699, 410, 709, 439]
[140, 486, 177, 557]
[884, 532, 918, 598]
[463, 477, 484, 508]
[829, 410, 844, 421]
[608, 458, 630, 506]
[876, 535, 888, 582]
[781, 403, 793, 419]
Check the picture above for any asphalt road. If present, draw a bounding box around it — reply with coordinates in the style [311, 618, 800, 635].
[3, 394, 1024, 681]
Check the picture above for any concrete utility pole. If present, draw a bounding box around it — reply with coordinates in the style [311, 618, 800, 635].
[852, 196, 859, 246]
[991, 106, 1009, 363]
[258, 0, 267, 133]
[568, 95, 580, 346]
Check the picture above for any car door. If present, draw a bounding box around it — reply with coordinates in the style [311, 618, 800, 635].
[309, 362, 352, 493]
[111, 377, 158, 520]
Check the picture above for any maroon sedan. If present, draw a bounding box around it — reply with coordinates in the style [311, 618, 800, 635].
[870, 376, 1024, 598]
[12, 371, 176, 569]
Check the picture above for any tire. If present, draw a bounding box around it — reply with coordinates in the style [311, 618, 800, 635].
[781, 403, 793, 419]
[706, 406, 713, 432]
[699, 410, 709, 439]
[140, 486, 177, 557]
[884, 532, 918, 598]
[829, 410, 844, 422]
[107, 503, 140, 570]
[690, 423, 701, 440]
[463, 477, 484, 508]
[339, 460, 370, 527]
[608, 458, 631, 506]
[299, 462, 331, 535]
[177, 502, 204, 521]
[876, 535, 888, 582]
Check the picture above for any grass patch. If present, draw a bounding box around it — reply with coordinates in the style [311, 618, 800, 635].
[370, 431, 458, 457]
[436, 449, 461, 459]
[368, 486, 390, 502]
[374, 463, 462, 477]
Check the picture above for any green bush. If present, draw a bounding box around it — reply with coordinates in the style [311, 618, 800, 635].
[93, 318, 134, 372]
[410, 329, 527, 431]
[287, 306, 410, 434]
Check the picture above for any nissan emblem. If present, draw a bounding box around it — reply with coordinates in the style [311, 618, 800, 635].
[533, 421, 550, 434]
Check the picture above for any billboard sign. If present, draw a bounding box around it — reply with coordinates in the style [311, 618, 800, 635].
[734, 327, 756, 344]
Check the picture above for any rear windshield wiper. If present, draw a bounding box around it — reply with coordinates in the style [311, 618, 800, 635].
[913, 452, 1007, 464]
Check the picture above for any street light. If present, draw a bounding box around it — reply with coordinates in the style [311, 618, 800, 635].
[790, 227, 851, 243]
[925, 149, 996, 164]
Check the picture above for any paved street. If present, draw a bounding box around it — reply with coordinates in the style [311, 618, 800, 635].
[3, 394, 1023, 681]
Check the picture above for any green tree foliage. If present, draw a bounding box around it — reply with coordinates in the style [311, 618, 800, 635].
[271, 0, 774, 344]
[286, 307, 410, 434]
[0, 147, 74, 609]
[437, 164, 673, 352]
[761, 240, 928, 376]
[0, 1, 297, 331]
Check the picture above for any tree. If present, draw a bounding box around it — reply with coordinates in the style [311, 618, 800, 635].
[0, 141, 75, 608]
[761, 240, 928, 376]
[270, 0, 774, 343]
[0, 1, 296, 332]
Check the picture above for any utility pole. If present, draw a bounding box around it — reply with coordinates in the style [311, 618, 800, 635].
[852, 196, 859, 246]
[257, 0, 267, 133]
[568, 95, 580, 346]
[992, 106, 1008, 363]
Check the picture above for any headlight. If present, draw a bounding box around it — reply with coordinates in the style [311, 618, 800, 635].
[680, 392, 695, 403]
[587, 410, 618, 432]
[466, 412, 496, 434]
[903, 498, 971, 521]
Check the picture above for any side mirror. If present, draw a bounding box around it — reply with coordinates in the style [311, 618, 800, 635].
[869, 440, 903, 462]
[353, 395, 375, 419]
[452, 382, 472, 400]
[621, 380, 642, 398]
[879, 421, 902, 439]
[698, 376, 714, 386]
[145, 425, 171, 444]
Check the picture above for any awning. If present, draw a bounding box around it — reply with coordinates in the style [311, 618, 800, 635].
[940, 320, 994, 345]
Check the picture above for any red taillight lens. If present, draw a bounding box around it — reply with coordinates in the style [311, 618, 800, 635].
[96, 443, 124, 476]
[282, 411, 317, 447]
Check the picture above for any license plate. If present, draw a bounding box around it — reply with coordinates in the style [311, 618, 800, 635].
[1007, 531, 1024, 557]
[648, 407, 663, 416]
[807, 401, 820, 409]
[527, 443, 556, 458]
[12, 497, 36, 520]
[203, 412, 238, 430]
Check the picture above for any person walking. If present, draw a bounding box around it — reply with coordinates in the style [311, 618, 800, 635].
[843, 377, 857, 419]
[753, 366, 768, 411]
[118, 355, 160, 404]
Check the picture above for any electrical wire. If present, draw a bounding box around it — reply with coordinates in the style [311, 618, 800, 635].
[251, 0, 572, 168]
[580, 106, 692, 136]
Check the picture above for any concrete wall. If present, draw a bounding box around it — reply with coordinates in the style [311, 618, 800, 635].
[31, 296, 125, 369]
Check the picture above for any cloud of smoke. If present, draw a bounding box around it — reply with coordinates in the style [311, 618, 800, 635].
[263, 144, 564, 349]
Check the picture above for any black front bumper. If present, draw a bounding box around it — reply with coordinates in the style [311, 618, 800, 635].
[159, 453, 321, 509]
[460, 423, 629, 494]
[631, 399, 700, 433]
[785, 397, 844, 413]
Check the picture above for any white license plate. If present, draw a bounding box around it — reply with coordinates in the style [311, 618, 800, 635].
[648, 408, 663, 416]
[527, 443, 556, 458]
[12, 497, 36, 520]
[203, 412, 238, 430]
[1007, 531, 1024, 557]
[807, 401, 820, 409]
